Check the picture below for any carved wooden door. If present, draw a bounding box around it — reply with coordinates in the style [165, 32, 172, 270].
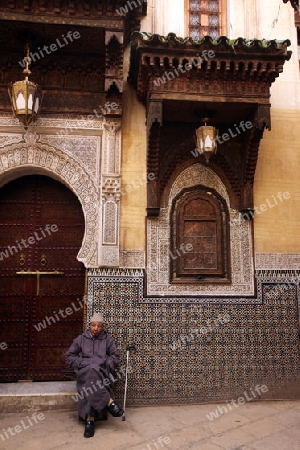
[0, 175, 85, 381]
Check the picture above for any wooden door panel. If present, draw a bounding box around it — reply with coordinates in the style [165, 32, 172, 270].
[0, 294, 29, 379]
[176, 191, 225, 277]
[36, 182, 78, 202]
[39, 204, 84, 221]
[0, 277, 33, 294]
[0, 318, 28, 345]
[37, 274, 84, 295]
[28, 347, 67, 379]
[31, 321, 83, 342]
[33, 296, 83, 317]
[34, 225, 85, 244]
[0, 295, 27, 317]
[0, 278, 28, 295]
[0, 224, 32, 238]
[33, 347, 64, 365]
[35, 250, 82, 271]
[1, 347, 25, 368]
[0, 175, 85, 381]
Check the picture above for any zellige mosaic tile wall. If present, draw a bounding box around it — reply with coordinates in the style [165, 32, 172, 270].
[87, 269, 300, 404]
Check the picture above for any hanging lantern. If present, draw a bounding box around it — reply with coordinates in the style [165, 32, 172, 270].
[195, 117, 218, 164]
[8, 47, 42, 130]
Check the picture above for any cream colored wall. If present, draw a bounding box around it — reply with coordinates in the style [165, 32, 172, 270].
[140, 0, 185, 36]
[119, 47, 147, 251]
[254, 110, 300, 253]
[120, 0, 300, 253]
[229, 0, 300, 109]
[121, 1, 185, 251]
[252, 2, 300, 252]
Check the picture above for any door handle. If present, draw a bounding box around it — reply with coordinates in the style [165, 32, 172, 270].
[16, 271, 64, 295]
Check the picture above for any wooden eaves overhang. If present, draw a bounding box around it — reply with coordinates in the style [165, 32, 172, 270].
[0, 0, 147, 44]
[129, 32, 292, 218]
[0, 0, 147, 117]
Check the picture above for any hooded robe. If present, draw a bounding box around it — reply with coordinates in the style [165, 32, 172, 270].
[65, 329, 120, 419]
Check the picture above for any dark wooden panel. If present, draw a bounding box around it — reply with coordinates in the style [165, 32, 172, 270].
[182, 220, 217, 269]
[177, 194, 222, 276]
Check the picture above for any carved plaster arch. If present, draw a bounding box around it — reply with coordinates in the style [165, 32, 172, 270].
[169, 163, 230, 208]
[0, 142, 98, 268]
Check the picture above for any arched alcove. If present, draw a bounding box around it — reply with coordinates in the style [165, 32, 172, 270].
[146, 163, 255, 298]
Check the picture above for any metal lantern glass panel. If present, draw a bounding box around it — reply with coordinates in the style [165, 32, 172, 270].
[8, 55, 42, 130]
[195, 124, 218, 163]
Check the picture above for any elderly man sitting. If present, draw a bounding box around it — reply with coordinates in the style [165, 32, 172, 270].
[65, 312, 124, 438]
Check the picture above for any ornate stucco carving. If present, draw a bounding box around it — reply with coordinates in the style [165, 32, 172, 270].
[0, 134, 23, 148]
[100, 247, 120, 267]
[102, 177, 121, 201]
[103, 121, 121, 174]
[103, 201, 118, 245]
[0, 113, 125, 269]
[0, 114, 104, 130]
[119, 251, 145, 268]
[23, 131, 39, 145]
[99, 120, 122, 267]
[40, 135, 100, 179]
[170, 164, 230, 206]
[255, 253, 300, 270]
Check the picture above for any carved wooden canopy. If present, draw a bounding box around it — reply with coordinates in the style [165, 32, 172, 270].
[129, 33, 292, 217]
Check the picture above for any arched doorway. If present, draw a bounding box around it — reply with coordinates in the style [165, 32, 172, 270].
[0, 175, 85, 381]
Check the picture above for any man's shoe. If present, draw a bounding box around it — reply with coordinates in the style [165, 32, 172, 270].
[107, 402, 124, 417]
[84, 420, 95, 438]
[95, 409, 108, 421]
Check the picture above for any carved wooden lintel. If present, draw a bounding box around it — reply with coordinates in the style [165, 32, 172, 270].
[253, 104, 271, 131]
[105, 31, 124, 96]
[240, 105, 269, 212]
[147, 101, 162, 135]
[147, 119, 161, 217]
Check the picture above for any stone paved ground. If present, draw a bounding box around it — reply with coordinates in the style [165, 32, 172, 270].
[1, 400, 300, 450]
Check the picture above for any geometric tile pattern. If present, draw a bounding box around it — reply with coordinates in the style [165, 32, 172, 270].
[87, 268, 300, 404]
